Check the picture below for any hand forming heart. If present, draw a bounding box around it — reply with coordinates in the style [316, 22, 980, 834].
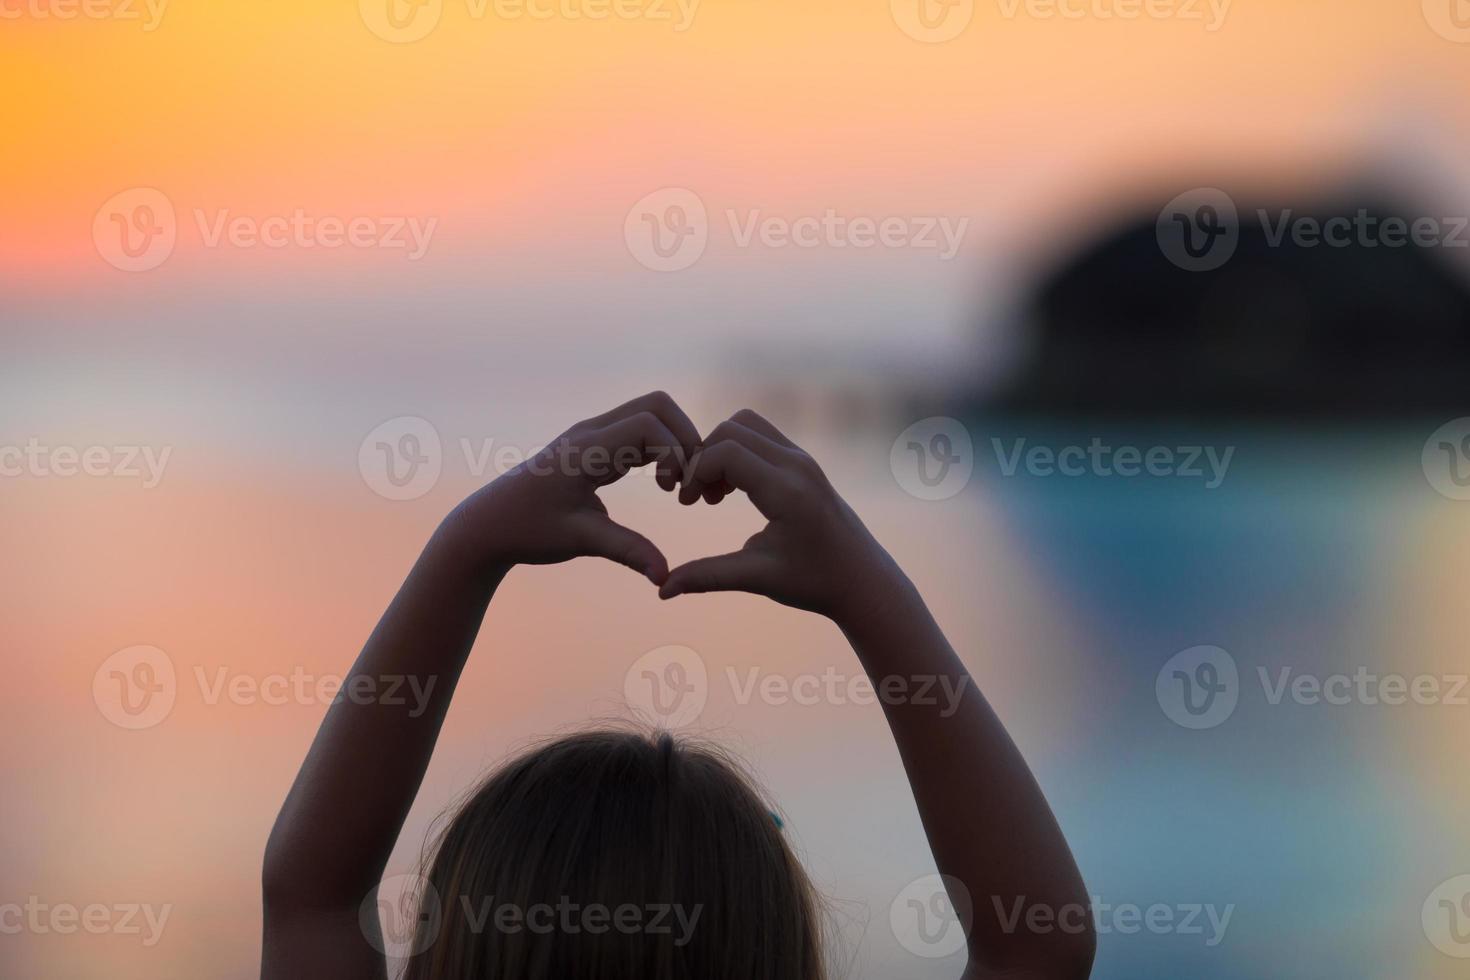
[444, 391, 901, 623]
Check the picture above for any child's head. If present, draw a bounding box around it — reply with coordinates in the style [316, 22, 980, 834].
[405, 728, 826, 979]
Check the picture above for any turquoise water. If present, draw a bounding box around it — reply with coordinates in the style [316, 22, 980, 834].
[970, 422, 1462, 979]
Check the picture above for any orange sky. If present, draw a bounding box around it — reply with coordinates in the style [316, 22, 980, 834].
[8, 0, 1470, 283]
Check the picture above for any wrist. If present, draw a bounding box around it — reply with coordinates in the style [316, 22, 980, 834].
[826, 549, 918, 637]
[431, 499, 516, 581]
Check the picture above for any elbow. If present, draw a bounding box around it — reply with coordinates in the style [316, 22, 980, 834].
[261, 824, 377, 914]
[1039, 915, 1097, 980]
[979, 932, 1094, 980]
[1029, 899, 1096, 980]
[260, 835, 297, 911]
[261, 823, 324, 913]
[1046, 920, 1097, 980]
[972, 902, 1096, 980]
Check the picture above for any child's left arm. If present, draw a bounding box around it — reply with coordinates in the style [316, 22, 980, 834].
[661, 410, 1095, 980]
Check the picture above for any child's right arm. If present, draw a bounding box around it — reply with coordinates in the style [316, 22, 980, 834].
[661, 410, 1096, 980]
[261, 392, 701, 979]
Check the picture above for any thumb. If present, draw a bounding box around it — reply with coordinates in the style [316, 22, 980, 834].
[574, 514, 669, 584]
[659, 550, 775, 599]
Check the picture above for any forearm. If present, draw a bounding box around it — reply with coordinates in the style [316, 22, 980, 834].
[263, 516, 506, 909]
[835, 568, 1094, 975]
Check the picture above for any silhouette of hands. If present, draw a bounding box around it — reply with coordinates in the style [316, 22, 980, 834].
[659, 410, 897, 622]
[448, 396, 897, 622]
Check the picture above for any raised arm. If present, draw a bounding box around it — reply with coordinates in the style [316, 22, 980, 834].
[261, 392, 700, 979]
[660, 410, 1095, 980]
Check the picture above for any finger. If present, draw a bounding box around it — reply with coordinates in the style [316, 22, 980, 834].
[572, 513, 670, 584]
[583, 391, 700, 488]
[729, 408, 801, 450]
[677, 441, 787, 510]
[584, 412, 682, 488]
[659, 550, 778, 599]
[682, 419, 801, 502]
[706, 419, 798, 466]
